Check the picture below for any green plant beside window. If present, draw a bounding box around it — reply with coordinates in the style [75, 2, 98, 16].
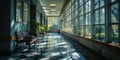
[30, 19, 39, 34]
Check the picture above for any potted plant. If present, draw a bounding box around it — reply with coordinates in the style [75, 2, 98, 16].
[39, 25, 47, 35]
[30, 19, 39, 36]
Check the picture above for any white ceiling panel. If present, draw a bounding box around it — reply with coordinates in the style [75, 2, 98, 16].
[39, 0, 66, 16]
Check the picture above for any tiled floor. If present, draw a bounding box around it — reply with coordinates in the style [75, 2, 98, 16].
[0, 33, 107, 60]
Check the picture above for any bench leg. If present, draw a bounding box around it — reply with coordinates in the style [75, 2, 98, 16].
[28, 43, 30, 51]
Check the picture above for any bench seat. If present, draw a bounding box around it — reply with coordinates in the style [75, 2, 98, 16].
[15, 31, 39, 51]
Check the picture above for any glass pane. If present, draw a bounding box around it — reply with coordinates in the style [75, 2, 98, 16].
[100, 0, 104, 7]
[94, 25, 99, 40]
[85, 0, 89, 2]
[80, 26, 84, 35]
[79, 6, 83, 15]
[79, 16, 83, 25]
[75, 1, 78, 9]
[86, 14, 89, 25]
[75, 18, 78, 26]
[23, 2, 28, 24]
[86, 1, 91, 13]
[99, 25, 105, 41]
[111, 25, 119, 45]
[16, 0, 22, 22]
[76, 19, 80, 35]
[111, 0, 116, 2]
[95, 10, 99, 24]
[86, 26, 91, 36]
[111, 4, 119, 23]
[100, 8, 105, 24]
[86, 14, 91, 25]
[72, 0, 74, 3]
[79, 0, 83, 6]
[76, 26, 80, 35]
[95, 0, 99, 9]
[88, 13, 91, 24]
[75, 9, 78, 16]
[74, 26, 77, 34]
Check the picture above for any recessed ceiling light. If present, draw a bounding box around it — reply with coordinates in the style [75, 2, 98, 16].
[44, 10, 49, 12]
[50, 4, 56, 6]
[42, 7, 47, 9]
[51, 9, 55, 12]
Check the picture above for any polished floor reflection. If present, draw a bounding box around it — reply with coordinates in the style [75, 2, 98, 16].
[0, 33, 106, 60]
[35, 33, 86, 60]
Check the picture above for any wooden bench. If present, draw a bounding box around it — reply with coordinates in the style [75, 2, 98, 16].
[15, 31, 39, 51]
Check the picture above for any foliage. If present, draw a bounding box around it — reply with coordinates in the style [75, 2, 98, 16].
[39, 25, 47, 32]
[95, 33, 105, 38]
[30, 19, 39, 33]
[112, 33, 118, 39]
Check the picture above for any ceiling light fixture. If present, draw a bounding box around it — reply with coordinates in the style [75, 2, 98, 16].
[44, 10, 49, 12]
[51, 9, 55, 12]
[42, 7, 47, 9]
[50, 3, 56, 7]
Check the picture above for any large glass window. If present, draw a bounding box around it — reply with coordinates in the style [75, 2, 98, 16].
[99, 25, 105, 41]
[79, 0, 83, 6]
[100, 0, 104, 7]
[79, 16, 83, 35]
[111, 0, 116, 2]
[94, 8, 105, 41]
[74, 18, 78, 34]
[86, 1, 91, 13]
[94, 25, 99, 39]
[86, 26, 91, 37]
[111, 4, 119, 23]
[111, 25, 119, 45]
[110, 3, 119, 45]
[95, 10, 99, 24]
[79, 6, 83, 15]
[85, 13, 91, 37]
[95, 0, 99, 9]
[100, 8, 105, 24]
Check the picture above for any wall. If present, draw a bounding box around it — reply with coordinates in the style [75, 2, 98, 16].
[0, 0, 31, 55]
[62, 31, 120, 60]
[10, 0, 30, 52]
[0, 0, 11, 56]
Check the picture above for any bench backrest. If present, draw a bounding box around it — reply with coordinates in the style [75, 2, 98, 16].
[15, 31, 29, 40]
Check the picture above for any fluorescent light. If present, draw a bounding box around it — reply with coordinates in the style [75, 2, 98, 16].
[44, 10, 49, 12]
[50, 4, 56, 6]
[42, 7, 47, 9]
[51, 9, 55, 12]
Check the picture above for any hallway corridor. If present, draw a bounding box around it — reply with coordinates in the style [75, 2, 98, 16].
[0, 33, 107, 60]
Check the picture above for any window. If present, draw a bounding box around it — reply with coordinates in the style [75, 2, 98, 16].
[95, 0, 99, 9]
[79, 16, 83, 35]
[23, 2, 28, 24]
[95, 10, 99, 24]
[111, 0, 116, 2]
[85, 14, 91, 37]
[79, 6, 83, 15]
[100, 8, 105, 24]
[93, 8, 105, 41]
[110, 3, 119, 45]
[99, 25, 105, 41]
[86, 1, 91, 13]
[94, 25, 99, 39]
[111, 4, 119, 23]
[79, 0, 83, 6]
[16, 0, 22, 22]
[100, 0, 104, 7]
[86, 26, 91, 36]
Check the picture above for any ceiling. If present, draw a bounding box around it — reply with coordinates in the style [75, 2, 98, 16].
[39, 0, 66, 17]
